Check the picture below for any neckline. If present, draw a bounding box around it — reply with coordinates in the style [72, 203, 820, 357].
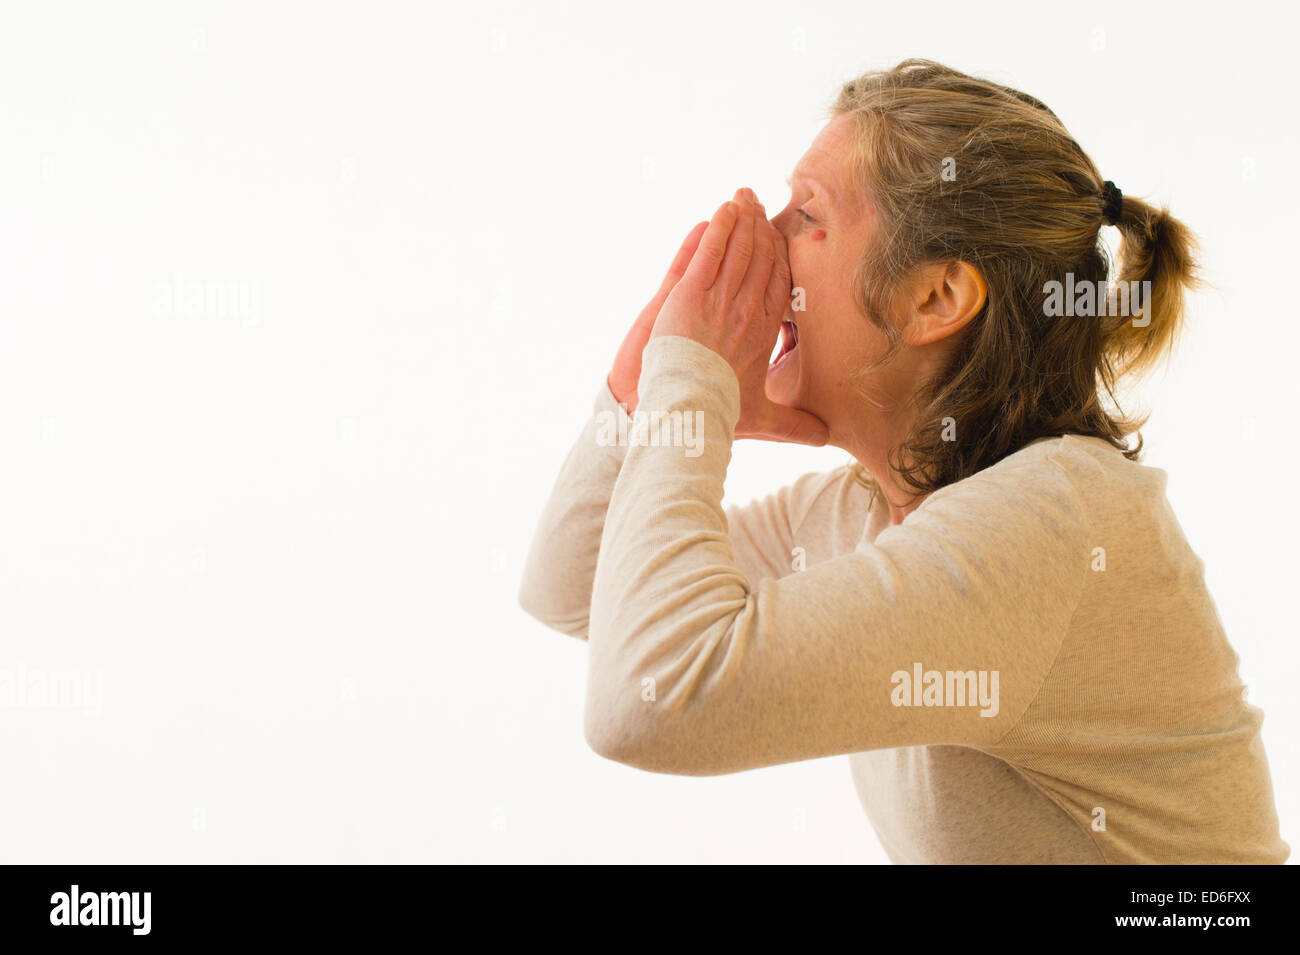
[856, 432, 1109, 543]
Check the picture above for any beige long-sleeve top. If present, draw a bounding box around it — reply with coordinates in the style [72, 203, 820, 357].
[519, 335, 1289, 864]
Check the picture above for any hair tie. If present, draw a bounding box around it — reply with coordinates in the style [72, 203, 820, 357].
[1101, 180, 1123, 225]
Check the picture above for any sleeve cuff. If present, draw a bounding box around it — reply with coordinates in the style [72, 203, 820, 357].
[638, 336, 742, 430]
[590, 377, 633, 461]
[594, 375, 631, 417]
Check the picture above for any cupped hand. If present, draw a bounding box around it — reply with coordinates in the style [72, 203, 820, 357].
[607, 221, 709, 412]
[649, 188, 828, 446]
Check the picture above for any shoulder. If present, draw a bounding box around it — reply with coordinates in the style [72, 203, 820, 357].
[724, 462, 873, 545]
[785, 462, 874, 532]
[902, 433, 1174, 554]
[890, 436, 1101, 562]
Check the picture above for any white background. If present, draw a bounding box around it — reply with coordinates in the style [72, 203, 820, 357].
[1, 0, 1296, 863]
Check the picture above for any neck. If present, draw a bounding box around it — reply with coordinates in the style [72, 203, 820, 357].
[863, 453, 930, 526]
[835, 413, 929, 526]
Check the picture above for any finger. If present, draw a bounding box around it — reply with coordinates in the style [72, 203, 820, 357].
[737, 199, 776, 318]
[682, 201, 740, 291]
[762, 223, 792, 322]
[636, 221, 709, 331]
[743, 401, 830, 446]
[662, 220, 709, 289]
[712, 189, 756, 296]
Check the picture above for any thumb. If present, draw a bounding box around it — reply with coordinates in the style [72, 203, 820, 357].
[740, 401, 830, 446]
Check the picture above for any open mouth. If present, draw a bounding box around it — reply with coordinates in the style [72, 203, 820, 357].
[770, 319, 799, 368]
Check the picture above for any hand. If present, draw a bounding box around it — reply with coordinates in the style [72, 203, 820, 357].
[649, 188, 828, 446]
[607, 221, 709, 412]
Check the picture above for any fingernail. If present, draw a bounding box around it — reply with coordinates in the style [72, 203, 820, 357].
[725, 201, 739, 215]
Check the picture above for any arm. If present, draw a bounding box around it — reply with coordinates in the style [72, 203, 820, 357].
[518, 379, 844, 638]
[516, 382, 629, 639]
[522, 198, 831, 638]
[519, 221, 708, 637]
[584, 335, 1087, 774]
[724, 468, 849, 583]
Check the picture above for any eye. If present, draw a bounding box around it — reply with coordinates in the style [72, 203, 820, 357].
[796, 208, 817, 226]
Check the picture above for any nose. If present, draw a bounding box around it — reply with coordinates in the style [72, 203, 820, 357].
[770, 207, 794, 238]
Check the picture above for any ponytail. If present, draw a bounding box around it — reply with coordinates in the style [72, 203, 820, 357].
[1102, 194, 1201, 382]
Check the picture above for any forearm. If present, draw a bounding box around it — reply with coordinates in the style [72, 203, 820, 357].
[518, 382, 629, 638]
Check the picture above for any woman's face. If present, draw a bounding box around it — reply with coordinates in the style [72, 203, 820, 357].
[766, 113, 911, 446]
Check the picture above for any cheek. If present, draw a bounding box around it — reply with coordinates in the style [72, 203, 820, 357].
[788, 237, 837, 307]
[787, 249, 820, 304]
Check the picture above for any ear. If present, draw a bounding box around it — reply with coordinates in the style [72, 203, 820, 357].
[901, 261, 987, 346]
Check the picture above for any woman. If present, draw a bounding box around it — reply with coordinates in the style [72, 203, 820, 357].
[519, 59, 1288, 864]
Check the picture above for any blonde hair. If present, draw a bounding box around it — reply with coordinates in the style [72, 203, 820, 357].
[830, 59, 1200, 496]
